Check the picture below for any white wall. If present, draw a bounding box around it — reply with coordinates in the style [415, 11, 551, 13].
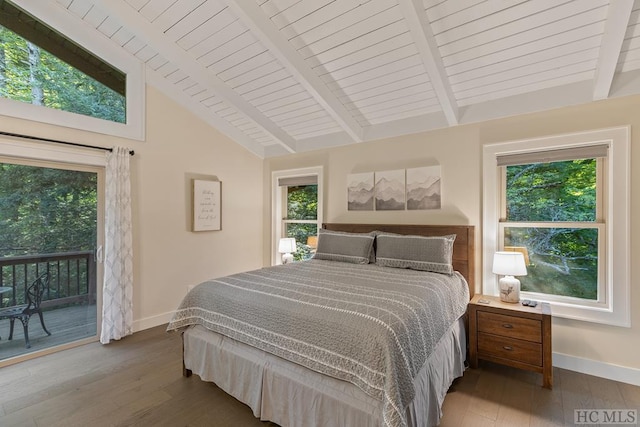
[265, 94, 640, 384]
[0, 86, 264, 332]
[132, 87, 264, 329]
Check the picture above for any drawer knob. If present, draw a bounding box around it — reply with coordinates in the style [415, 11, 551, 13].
[503, 346, 513, 351]
[502, 323, 513, 329]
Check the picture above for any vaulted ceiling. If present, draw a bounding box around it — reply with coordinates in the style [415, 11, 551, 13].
[14, 1, 640, 157]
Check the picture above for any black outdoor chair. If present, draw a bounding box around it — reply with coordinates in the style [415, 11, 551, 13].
[0, 272, 52, 348]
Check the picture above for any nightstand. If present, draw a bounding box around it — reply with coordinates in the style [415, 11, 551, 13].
[468, 294, 552, 389]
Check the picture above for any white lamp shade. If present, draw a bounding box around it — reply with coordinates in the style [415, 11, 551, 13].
[278, 238, 297, 254]
[306, 235, 318, 248]
[492, 251, 527, 276]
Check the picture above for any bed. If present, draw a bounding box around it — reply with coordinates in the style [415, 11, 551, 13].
[167, 223, 475, 427]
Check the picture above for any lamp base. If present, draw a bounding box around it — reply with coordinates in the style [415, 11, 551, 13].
[281, 253, 294, 264]
[499, 276, 521, 303]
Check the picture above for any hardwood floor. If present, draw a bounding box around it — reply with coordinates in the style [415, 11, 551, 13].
[441, 359, 640, 427]
[0, 324, 638, 426]
[440, 363, 639, 426]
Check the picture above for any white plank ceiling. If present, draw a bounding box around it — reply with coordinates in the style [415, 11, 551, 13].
[20, 1, 640, 157]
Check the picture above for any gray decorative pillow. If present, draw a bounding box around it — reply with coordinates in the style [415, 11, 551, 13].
[375, 233, 456, 274]
[313, 229, 375, 264]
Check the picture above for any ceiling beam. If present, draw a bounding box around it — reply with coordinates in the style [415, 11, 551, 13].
[95, 0, 297, 153]
[593, 0, 634, 101]
[226, 0, 363, 143]
[397, 0, 458, 126]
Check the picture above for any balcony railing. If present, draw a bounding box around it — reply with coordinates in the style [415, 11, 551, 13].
[0, 251, 96, 309]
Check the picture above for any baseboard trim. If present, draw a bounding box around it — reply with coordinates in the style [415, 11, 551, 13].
[133, 311, 173, 332]
[554, 352, 640, 386]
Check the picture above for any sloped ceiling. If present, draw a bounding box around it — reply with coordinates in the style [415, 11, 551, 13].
[12, 0, 640, 158]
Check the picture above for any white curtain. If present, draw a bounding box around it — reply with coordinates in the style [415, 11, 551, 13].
[101, 147, 133, 344]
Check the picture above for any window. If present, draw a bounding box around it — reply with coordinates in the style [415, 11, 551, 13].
[501, 147, 605, 302]
[483, 127, 630, 326]
[0, 21, 125, 123]
[0, 1, 144, 140]
[272, 167, 323, 265]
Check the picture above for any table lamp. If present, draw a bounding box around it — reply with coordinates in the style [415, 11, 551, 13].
[278, 238, 296, 264]
[306, 235, 318, 249]
[492, 251, 527, 303]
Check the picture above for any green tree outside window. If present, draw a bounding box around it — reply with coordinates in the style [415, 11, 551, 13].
[504, 160, 599, 300]
[0, 25, 125, 123]
[285, 185, 318, 261]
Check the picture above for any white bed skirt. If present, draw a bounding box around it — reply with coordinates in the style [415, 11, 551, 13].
[182, 318, 466, 427]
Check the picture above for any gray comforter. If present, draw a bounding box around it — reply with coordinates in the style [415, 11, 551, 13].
[167, 259, 469, 427]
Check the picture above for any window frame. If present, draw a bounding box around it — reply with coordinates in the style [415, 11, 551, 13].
[483, 127, 630, 326]
[0, 1, 145, 141]
[272, 167, 323, 265]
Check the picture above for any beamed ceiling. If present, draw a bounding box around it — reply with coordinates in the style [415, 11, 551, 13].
[10, 0, 640, 158]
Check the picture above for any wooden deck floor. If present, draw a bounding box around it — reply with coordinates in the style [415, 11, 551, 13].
[0, 304, 97, 361]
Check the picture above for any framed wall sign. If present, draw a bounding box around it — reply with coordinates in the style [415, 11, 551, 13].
[193, 179, 221, 231]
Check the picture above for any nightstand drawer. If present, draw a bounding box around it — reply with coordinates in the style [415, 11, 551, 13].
[477, 311, 542, 342]
[478, 332, 542, 366]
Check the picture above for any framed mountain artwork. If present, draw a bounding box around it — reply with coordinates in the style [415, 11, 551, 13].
[347, 172, 374, 211]
[406, 166, 441, 210]
[375, 169, 405, 211]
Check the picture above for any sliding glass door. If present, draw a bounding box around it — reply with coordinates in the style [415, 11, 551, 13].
[0, 156, 103, 361]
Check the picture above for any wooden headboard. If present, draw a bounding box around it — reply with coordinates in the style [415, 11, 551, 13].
[322, 223, 475, 298]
